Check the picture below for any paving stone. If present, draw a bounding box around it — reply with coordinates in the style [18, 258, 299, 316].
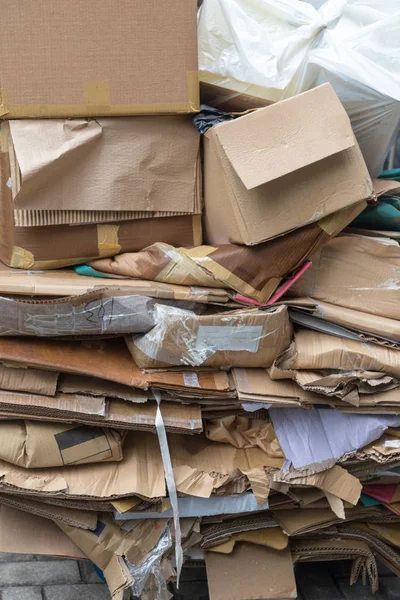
[1, 586, 43, 600]
[379, 576, 400, 599]
[0, 554, 39, 563]
[295, 563, 343, 600]
[43, 584, 111, 600]
[336, 578, 388, 600]
[78, 560, 104, 584]
[0, 561, 81, 586]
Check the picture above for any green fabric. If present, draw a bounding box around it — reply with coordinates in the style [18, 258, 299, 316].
[360, 494, 381, 507]
[351, 196, 400, 231]
[74, 265, 110, 278]
[379, 168, 400, 182]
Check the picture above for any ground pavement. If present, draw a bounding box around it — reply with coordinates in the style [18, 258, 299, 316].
[0, 555, 399, 599]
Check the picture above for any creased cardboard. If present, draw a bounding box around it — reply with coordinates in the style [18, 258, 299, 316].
[9, 117, 200, 214]
[128, 304, 292, 369]
[204, 416, 283, 457]
[279, 329, 400, 381]
[0, 505, 86, 559]
[288, 234, 400, 320]
[0, 292, 155, 336]
[206, 543, 297, 600]
[0, 431, 165, 501]
[0, 0, 199, 117]
[0, 421, 124, 468]
[0, 263, 229, 304]
[203, 84, 374, 246]
[89, 230, 333, 303]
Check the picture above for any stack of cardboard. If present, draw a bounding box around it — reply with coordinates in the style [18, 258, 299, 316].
[1, 2, 400, 600]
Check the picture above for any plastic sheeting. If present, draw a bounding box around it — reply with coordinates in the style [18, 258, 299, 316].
[198, 0, 400, 175]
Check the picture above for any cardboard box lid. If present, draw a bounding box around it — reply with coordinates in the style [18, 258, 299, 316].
[0, 0, 199, 118]
[0, 504, 86, 559]
[205, 542, 297, 600]
[213, 84, 355, 191]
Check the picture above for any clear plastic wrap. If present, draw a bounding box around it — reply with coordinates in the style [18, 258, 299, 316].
[198, 0, 400, 175]
[127, 527, 173, 600]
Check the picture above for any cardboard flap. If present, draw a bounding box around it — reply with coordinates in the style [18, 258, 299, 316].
[214, 84, 355, 190]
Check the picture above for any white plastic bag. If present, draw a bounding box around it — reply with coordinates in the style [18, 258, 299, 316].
[198, 0, 400, 175]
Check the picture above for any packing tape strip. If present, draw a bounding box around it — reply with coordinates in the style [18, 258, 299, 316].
[152, 389, 183, 585]
[10, 246, 35, 269]
[318, 201, 367, 237]
[0, 90, 9, 117]
[97, 223, 121, 257]
[187, 71, 200, 112]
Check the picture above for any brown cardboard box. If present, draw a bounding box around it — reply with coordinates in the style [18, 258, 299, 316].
[289, 234, 400, 321]
[127, 305, 292, 369]
[0, 421, 124, 468]
[0, 0, 199, 118]
[0, 121, 202, 269]
[203, 84, 374, 246]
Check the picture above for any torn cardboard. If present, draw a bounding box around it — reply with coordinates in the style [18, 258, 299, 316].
[0, 0, 199, 117]
[203, 84, 374, 245]
[0, 363, 58, 396]
[128, 304, 292, 368]
[0, 421, 124, 468]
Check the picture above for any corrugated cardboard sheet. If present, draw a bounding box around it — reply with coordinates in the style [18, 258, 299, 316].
[0, 421, 124, 468]
[289, 234, 400, 320]
[9, 117, 200, 214]
[0, 291, 156, 336]
[128, 305, 292, 368]
[203, 84, 374, 245]
[0, 0, 199, 117]
[0, 505, 86, 559]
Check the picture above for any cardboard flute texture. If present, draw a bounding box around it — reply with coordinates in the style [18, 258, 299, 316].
[0, 0, 199, 118]
[203, 84, 374, 245]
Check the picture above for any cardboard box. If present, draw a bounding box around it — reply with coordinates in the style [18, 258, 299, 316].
[0, 121, 202, 268]
[0, 421, 124, 468]
[289, 234, 400, 321]
[0, 363, 58, 396]
[0, 0, 199, 118]
[203, 84, 374, 245]
[127, 305, 292, 369]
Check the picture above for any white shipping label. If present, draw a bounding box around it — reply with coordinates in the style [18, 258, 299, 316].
[196, 325, 263, 353]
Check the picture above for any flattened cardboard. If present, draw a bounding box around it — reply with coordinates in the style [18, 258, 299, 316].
[288, 299, 400, 344]
[0, 292, 156, 336]
[0, 264, 229, 303]
[283, 329, 400, 380]
[9, 117, 200, 213]
[0, 505, 86, 559]
[203, 84, 373, 245]
[0, 421, 124, 468]
[0, 431, 166, 501]
[58, 374, 148, 403]
[289, 234, 400, 320]
[205, 543, 297, 600]
[0, 493, 97, 529]
[0, 363, 58, 396]
[128, 305, 292, 369]
[0, 0, 199, 117]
